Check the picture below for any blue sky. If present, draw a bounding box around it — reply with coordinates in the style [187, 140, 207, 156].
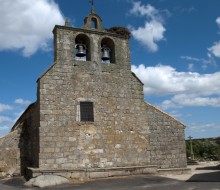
[0, 0, 220, 139]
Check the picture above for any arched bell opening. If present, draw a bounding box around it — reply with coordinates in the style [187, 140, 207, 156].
[101, 37, 115, 64]
[91, 17, 98, 29]
[75, 34, 91, 61]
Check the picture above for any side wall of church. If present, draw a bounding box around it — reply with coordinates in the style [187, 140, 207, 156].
[146, 103, 187, 169]
[18, 103, 40, 175]
[0, 130, 20, 176]
[0, 103, 40, 176]
[38, 27, 151, 170]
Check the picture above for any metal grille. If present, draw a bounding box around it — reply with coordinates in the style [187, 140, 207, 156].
[80, 102, 94, 122]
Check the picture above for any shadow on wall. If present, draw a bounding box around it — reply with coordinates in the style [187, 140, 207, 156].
[19, 117, 39, 178]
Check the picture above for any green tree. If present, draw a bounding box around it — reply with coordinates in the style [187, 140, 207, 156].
[186, 138, 220, 161]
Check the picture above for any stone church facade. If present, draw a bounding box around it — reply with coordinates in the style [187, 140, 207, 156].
[0, 7, 187, 179]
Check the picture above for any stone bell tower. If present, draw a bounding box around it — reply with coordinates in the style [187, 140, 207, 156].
[53, 3, 131, 68]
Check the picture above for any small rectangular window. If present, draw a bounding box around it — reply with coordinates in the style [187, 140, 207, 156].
[80, 102, 94, 122]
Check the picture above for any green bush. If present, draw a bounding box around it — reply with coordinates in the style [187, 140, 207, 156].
[186, 139, 220, 161]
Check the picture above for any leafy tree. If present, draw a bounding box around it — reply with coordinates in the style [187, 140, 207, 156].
[186, 138, 220, 161]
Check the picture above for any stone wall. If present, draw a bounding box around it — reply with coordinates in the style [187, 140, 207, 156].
[38, 59, 151, 170]
[0, 130, 20, 176]
[146, 103, 187, 169]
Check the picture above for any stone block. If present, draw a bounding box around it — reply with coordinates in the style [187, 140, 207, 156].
[108, 170, 130, 177]
[43, 148, 55, 153]
[89, 171, 109, 179]
[71, 171, 87, 179]
[56, 158, 67, 164]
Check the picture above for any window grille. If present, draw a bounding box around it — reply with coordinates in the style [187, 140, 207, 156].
[80, 102, 94, 122]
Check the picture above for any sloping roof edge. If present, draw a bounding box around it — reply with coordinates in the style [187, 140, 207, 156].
[0, 130, 18, 140]
[37, 62, 57, 82]
[145, 102, 186, 127]
[11, 102, 35, 132]
[131, 72, 144, 85]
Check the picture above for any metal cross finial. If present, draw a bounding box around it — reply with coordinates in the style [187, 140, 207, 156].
[89, 0, 94, 6]
[89, 0, 95, 13]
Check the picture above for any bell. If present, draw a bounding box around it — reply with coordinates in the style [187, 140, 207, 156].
[76, 44, 86, 57]
[102, 48, 110, 61]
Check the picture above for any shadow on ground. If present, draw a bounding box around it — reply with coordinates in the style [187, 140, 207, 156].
[195, 165, 220, 170]
[0, 177, 30, 189]
[187, 164, 220, 182]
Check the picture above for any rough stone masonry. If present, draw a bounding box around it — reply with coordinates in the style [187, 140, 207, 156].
[0, 5, 187, 179]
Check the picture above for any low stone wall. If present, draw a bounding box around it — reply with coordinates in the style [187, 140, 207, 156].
[0, 130, 20, 176]
[27, 165, 157, 179]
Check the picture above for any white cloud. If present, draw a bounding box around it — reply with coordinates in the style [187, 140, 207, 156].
[0, 0, 65, 56]
[188, 64, 194, 71]
[186, 123, 220, 136]
[0, 116, 13, 124]
[208, 41, 220, 58]
[131, 21, 166, 52]
[207, 17, 220, 58]
[216, 17, 220, 26]
[0, 104, 12, 112]
[181, 54, 216, 70]
[129, 2, 167, 52]
[180, 56, 199, 62]
[0, 126, 10, 131]
[132, 64, 220, 96]
[15, 98, 31, 106]
[130, 2, 159, 20]
[160, 95, 220, 110]
[132, 64, 220, 108]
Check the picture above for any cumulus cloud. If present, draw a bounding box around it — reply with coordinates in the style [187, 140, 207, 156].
[0, 104, 12, 112]
[0, 0, 65, 56]
[129, 2, 167, 52]
[131, 21, 166, 52]
[208, 41, 220, 58]
[14, 98, 31, 106]
[131, 64, 220, 108]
